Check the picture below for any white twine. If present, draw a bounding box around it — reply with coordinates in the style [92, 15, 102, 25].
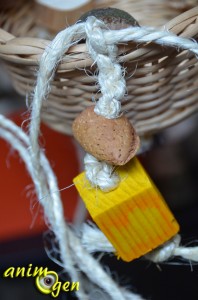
[85, 17, 126, 119]
[1, 16, 198, 300]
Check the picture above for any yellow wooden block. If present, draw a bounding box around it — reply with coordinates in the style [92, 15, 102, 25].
[73, 158, 179, 262]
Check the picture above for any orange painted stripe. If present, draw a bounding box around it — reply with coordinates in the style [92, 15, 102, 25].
[147, 189, 179, 234]
[125, 202, 156, 251]
[119, 203, 149, 254]
[144, 196, 169, 236]
[131, 193, 163, 246]
[97, 212, 138, 260]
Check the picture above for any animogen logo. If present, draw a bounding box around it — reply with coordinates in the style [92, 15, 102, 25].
[3, 264, 79, 298]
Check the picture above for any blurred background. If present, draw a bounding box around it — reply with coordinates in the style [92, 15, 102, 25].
[1, 1, 198, 300]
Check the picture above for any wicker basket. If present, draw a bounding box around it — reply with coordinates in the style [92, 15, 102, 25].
[0, 0, 198, 136]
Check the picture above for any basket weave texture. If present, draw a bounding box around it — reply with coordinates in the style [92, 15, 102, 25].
[0, 0, 198, 136]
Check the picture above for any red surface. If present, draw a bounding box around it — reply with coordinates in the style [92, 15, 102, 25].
[0, 112, 80, 242]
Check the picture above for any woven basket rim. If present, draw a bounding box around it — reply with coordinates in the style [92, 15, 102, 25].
[0, 3, 198, 137]
[0, 6, 198, 66]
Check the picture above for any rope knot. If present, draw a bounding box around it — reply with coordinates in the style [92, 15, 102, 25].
[145, 235, 181, 263]
[84, 153, 120, 192]
[85, 16, 117, 59]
